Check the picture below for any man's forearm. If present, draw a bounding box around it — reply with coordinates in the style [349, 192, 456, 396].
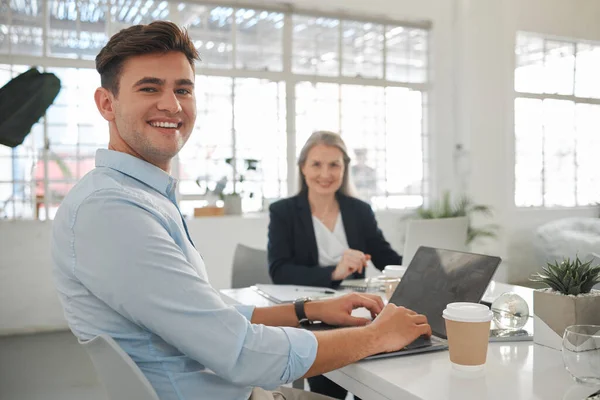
[302, 326, 380, 378]
[251, 304, 298, 326]
[251, 295, 427, 381]
[250, 300, 326, 327]
[252, 305, 383, 377]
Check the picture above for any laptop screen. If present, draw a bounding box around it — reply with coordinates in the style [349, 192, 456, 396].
[389, 246, 501, 339]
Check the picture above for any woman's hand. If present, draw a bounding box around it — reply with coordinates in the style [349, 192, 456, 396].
[332, 249, 371, 281]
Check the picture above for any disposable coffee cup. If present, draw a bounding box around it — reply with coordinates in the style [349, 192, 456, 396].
[442, 302, 492, 371]
[382, 265, 406, 300]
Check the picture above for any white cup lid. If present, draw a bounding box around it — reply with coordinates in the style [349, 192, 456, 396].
[443, 302, 492, 323]
[383, 265, 406, 277]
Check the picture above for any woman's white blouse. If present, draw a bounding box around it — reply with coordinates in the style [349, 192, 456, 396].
[312, 212, 349, 267]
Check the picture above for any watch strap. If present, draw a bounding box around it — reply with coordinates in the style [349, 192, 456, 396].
[294, 297, 311, 325]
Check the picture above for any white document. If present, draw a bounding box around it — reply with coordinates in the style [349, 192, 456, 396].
[253, 284, 339, 304]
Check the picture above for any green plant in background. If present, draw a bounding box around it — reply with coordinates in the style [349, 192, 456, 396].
[530, 256, 600, 296]
[224, 157, 259, 198]
[413, 191, 498, 244]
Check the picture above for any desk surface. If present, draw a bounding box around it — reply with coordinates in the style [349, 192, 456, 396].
[220, 282, 595, 400]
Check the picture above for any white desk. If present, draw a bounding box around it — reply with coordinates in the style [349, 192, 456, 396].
[220, 282, 596, 400]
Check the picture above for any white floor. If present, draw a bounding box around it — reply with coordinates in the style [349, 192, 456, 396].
[0, 330, 355, 400]
[0, 330, 107, 400]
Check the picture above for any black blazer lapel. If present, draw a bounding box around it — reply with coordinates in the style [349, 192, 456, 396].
[296, 191, 319, 264]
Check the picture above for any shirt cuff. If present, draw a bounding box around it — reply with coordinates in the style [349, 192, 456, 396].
[278, 327, 318, 383]
[233, 304, 256, 321]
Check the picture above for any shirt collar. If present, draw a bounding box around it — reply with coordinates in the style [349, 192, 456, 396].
[95, 149, 178, 200]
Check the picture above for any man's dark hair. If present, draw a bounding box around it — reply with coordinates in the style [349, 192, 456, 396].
[95, 21, 200, 95]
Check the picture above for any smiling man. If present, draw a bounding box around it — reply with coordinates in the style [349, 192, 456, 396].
[94, 26, 196, 171]
[51, 21, 431, 400]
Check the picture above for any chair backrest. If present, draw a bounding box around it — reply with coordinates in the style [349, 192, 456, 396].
[231, 244, 272, 288]
[79, 334, 159, 400]
[404, 217, 469, 267]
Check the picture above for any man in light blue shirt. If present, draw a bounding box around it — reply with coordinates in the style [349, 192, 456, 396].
[51, 21, 431, 400]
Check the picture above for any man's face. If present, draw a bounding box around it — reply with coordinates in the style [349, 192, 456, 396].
[98, 51, 196, 170]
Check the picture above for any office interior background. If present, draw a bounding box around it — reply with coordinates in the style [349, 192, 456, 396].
[0, 0, 599, 396]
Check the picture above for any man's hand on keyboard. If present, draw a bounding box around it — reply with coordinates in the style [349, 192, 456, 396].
[305, 292, 384, 327]
[367, 304, 432, 353]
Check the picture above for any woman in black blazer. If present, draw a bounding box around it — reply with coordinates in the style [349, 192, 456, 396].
[267, 131, 402, 399]
[268, 191, 403, 287]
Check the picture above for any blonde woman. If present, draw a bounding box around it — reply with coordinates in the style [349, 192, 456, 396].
[267, 131, 403, 399]
[268, 131, 402, 288]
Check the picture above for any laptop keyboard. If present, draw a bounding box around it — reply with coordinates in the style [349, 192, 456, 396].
[404, 334, 445, 349]
[304, 322, 338, 331]
[305, 324, 442, 350]
[404, 335, 432, 350]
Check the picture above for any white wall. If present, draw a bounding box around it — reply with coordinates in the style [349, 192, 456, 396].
[0, 212, 408, 335]
[454, 0, 600, 284]
[0, 221, 65, 335]
[3, 0, 600, 335]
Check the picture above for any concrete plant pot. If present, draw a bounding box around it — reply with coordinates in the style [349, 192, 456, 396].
[533, 289, 600, 350]
[223, 194, 242, 215]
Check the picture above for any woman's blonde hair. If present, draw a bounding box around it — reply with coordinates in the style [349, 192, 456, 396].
[297, 131, 355, 196]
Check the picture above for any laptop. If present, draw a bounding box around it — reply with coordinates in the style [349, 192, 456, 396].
[309, 246, 501, 360]
[340, 217, 468, 292]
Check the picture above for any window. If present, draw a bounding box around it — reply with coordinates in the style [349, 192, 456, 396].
[0, 65, 106, 220]
[48, 0, 109, 59]
[43, 67, 106, 219]
[186, 6, 233, 69]
[515, 33, 600, 207]
[386, 26, 428, 83]
[0, 1, 430, 219]
[235, 9, 284, 71]
[341, 21, 384, 79]
[0, 64, 44, 219]
[177, 76, 287, 216]
[295, 82, 426, 208]
[293, 15, 339, 76]
[292, 16, 428, 207]
[177, 75, 233, 215]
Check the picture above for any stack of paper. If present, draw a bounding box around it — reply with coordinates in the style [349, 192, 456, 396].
[253, 284, 339, 304]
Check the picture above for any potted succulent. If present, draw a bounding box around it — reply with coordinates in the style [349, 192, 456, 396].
[530, 256, 600, 350]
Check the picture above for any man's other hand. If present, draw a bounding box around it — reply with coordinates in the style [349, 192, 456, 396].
[367, 304, 432, 353]
[305, 292, 384, 327]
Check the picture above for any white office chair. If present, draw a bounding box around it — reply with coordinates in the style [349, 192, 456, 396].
[79, 334, 159, 400]
[231, 244, 304, 390]
[231, 243, 272, 289]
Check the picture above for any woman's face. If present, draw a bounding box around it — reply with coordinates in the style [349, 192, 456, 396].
[301, 144, 345, 196]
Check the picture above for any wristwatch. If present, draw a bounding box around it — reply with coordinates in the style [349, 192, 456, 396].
[294, 297, 312, 326]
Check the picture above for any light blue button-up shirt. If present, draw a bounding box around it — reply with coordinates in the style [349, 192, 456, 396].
[51, 149, 318, 400]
